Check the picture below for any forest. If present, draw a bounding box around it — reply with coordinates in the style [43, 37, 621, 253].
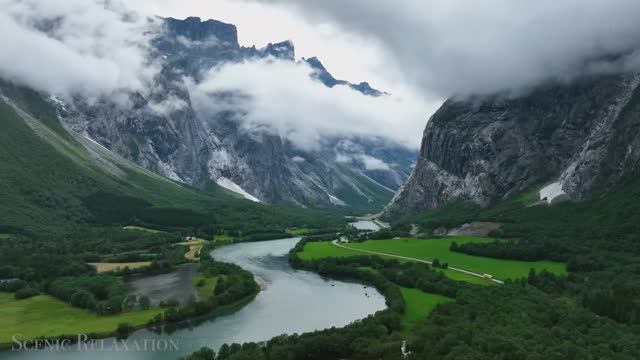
[183, 178, 640, 360]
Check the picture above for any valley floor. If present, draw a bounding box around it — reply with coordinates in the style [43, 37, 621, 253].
[295, 234, 569, 329]
[299, 236, 566, 282]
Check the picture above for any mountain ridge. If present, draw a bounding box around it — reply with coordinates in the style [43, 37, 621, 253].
[387, 73, 640, 216]
[52, 16, 413, 212]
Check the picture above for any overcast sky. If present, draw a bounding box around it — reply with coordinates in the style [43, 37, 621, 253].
[127, 0, 395, 90]
[3, 1, 640, 149]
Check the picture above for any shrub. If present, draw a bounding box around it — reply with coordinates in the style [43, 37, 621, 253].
[14, 286, 39, 299]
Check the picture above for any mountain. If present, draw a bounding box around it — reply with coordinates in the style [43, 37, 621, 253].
[0, 81, 340, 236]
[387, 73, 640, 215]
[303, 57, 383, 96]
[55, 17, 414, 212]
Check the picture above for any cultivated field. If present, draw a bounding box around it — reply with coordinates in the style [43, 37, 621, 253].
[300, 237, 566, 281]
[179, 239, 207, 260]
[301, 241, 489, 284]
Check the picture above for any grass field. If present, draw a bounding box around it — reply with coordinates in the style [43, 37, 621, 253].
[89, 262, 152, 273]
[400, 287, 452, 330]
[301, 241, 490, 284]
[191, 275, 219, 300]
[0, 234, 10, 240]
[347, 237, 566, 280]
[300, 237, 566, 281]
[0, 292, 162, 344]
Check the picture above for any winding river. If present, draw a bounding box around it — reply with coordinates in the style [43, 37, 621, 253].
[2, 236, 386, 359]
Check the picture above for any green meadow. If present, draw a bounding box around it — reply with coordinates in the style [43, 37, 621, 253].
[301, 241, 490, 284]
[0, 292, 162, 344]
[300, 237, 566, 281]
[192, 275, 219, 300]
[399, 287, 452, 330]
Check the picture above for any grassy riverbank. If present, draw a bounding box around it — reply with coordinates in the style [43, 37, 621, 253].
[191, 274, 219, 300]
[0, 292, 162, 345]
[300, 237, 566, 281]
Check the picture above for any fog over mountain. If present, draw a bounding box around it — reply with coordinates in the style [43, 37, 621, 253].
[0, 0, 160, 101]
[256, 0, 640, 98]
[1, 1, 423, 210]
[0, 0, 431, 150]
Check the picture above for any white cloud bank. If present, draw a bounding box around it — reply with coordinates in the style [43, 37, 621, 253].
[0, 0, 160, 101]
[256, 0, 640, 98]
[1, 1, 433, 149]
[188, 58, 433, 150]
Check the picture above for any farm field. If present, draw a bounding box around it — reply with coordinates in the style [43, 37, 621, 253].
[301, 241, 490, 284]
[178, 239, 207, 260]
[346, 237, 566, 280]
[0, 292, 162, 344]
[300, 237, 566, 281]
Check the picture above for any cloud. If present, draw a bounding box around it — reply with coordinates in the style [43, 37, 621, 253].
[254, 0, 640, 97]
[337, 152, 391, 171]
[0, 0, 160, 101]
[188, 58, 433, 150]
[147, 94, 188, 115]
[356, 154, 391, 171]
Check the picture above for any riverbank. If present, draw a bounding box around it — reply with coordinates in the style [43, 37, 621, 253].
[0, 256, 260, 352]
[0, 292, 162, 350]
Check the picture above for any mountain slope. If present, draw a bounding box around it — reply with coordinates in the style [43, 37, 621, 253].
[387, 73, 640, 215]
[55, 16, 413, 213]
[0, 82, 340, 236]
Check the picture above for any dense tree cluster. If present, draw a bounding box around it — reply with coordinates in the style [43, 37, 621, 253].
[410, 285, 640, 359]
[47, 275, 126, 314]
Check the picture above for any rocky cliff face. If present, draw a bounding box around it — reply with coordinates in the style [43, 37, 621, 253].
[55, 17, 413, 211]
[387, 73, 640, 215]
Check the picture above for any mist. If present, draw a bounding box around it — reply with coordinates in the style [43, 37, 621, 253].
[0, 0, 160, 102]
[188, 58, 433, 150]
[254, 0, 640, 98]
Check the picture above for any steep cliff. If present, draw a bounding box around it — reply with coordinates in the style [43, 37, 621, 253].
[387, 73, 640, 215]
[54, 17, 414, 211]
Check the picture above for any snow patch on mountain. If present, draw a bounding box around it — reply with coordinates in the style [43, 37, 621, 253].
[539, 182, 566, 204]
[328, 194, 347, 206]
[216, 177, 261, 202]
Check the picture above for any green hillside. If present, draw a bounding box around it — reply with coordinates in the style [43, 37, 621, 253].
[0, 83, 342, 282]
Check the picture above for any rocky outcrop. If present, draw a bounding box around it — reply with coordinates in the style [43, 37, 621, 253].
[387, 73, 640, 215]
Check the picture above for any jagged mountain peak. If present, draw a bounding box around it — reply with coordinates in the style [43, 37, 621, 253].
[49, 15, 413, 212]
[262, 40, 295, 61]
[163, 16, 239, 47]
[304, 56, 327, 70]
[302, 57, 383, 97]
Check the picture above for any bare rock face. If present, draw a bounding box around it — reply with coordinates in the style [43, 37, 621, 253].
[55, 16, 414, 211]
[387, 73, 640, 216]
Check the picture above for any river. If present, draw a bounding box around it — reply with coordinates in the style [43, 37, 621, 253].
[1, 236, 386, 360]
